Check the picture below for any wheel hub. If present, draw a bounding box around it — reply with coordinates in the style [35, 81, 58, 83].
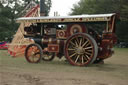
[76, 47, 84, 55]
[31, 52, 35, 55]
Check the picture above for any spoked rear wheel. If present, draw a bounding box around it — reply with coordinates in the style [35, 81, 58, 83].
[25, 43, 43, 63]
[64, 33, 98, 66]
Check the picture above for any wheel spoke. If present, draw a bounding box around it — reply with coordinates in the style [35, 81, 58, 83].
[68, 48, 75, 51]
[81, 37, 84, 45]
[35, 53, 40, 57]
[82, 40, 89, 47]
[75, 55, 80, 63]
[86, 50, 93, 52]
[43, 54, 49, 59]
[86, 43, 91, 47]
[46, 55, 51, 59]
[33, 53, 40, 62]
[79, 38, 82, 46]
[83, 56, 87, 61]
[32, 48, 35, 52]
[32, 55, 34, 62]
[31, 51, 40, 62]
[47, 55, 50, 58]
[81, 55, 84, 64]
[28, 56, 32, 61]
[42, 52, 55, 61]
[35, 56, 40, 61]
[70, 41, 76, 47]
[85, 51, 92, 55]
[85, 55, 90, 60]
[69, 53, 77, 58]
[35, 49, 40, 52]
[31, 46, 35, 51]
[33, 48, 38, 52]
[76, 37, 79, 45]
[75, 40, 79, 47]
[84, 46, 92, 50]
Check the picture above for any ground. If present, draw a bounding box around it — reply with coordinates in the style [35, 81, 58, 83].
[0, 48, 128, 85]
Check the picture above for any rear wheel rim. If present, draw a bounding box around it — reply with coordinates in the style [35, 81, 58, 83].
[65, 33, 98, 66]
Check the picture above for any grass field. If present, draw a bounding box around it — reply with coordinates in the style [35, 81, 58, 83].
[0, 48, 128, 85]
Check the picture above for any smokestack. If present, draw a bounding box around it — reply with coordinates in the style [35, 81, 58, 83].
[40, 0, 46, 16]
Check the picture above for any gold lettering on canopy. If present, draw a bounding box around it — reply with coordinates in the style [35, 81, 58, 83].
[17, 17, 111, 23]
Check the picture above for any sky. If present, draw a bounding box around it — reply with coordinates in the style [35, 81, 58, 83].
[49, 0, 80, 16]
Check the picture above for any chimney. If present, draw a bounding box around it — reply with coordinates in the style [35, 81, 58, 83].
[40, 0, 46, 16]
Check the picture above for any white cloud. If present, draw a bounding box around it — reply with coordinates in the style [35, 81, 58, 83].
[49, 0, 80, 16]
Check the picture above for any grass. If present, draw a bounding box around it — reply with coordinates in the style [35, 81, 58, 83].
[0, 48, 128, 79]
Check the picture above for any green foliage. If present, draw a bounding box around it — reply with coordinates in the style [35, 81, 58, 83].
[0, 0, 51, 42]
[71, 0, 128, 42]
[0, 2, 18, 41]
[71, 0, 121, 15]
[45, 0, 52, 16]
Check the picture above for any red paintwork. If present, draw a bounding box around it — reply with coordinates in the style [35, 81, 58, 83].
[98, 33, 117, 59]
[25, 5, 39, 17]
[0, 42, 8, 50]
[22, 13, 119, 65]
[66, 24, 87, 37]
[56, 30, 67, 39]
[48, 44, 59, 52]
[8, 45, 27, 57]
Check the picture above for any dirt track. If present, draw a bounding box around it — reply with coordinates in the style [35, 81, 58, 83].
[0, 49, 128, 85]
[0, 66, 128, 85]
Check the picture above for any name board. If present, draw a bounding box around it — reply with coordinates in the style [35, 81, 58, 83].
[17, 17, 111, 23]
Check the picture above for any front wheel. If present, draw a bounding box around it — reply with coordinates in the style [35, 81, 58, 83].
[25, 43, 43, 63]
[64, 33, 98, 66]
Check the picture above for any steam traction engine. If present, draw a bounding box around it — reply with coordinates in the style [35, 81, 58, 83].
[17, 13, 119, 66]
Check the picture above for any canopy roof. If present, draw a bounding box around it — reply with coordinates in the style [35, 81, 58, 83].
[17, 13, 116, 23]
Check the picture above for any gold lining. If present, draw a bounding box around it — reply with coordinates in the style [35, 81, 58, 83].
[17, 17, 111, 23]
[70, 24, 82, 35]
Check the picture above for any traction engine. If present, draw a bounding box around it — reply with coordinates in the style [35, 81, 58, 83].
[17, 13, 119, 66]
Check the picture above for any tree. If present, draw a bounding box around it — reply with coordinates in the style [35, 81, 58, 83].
[0, 0, 25, 41]
[70, 0, 128, 42]
[0, 2, 18, 41]
[0, 0, 52, 41]
[45, 0, 52, 15]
